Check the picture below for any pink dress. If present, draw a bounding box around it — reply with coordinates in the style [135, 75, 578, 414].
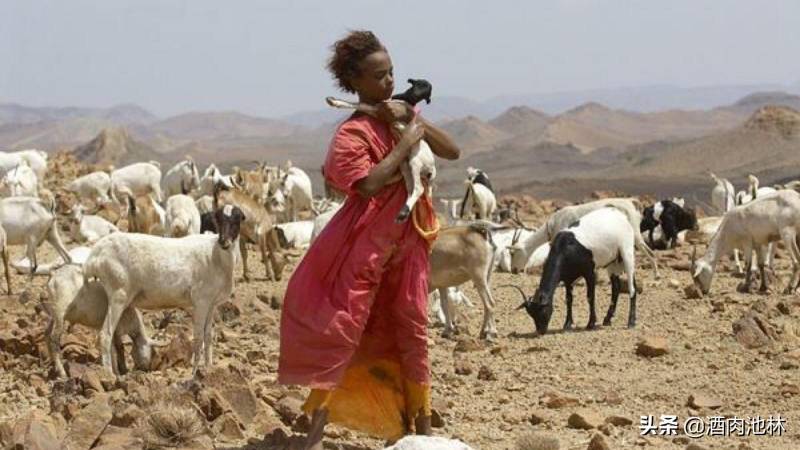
[278, 112, 431, 390]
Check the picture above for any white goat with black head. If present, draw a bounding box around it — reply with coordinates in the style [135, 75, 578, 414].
[507, 207, 639, 334]
[691, 190, 800, 295]
[326, 78, 434, 223]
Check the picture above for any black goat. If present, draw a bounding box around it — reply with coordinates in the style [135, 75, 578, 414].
[391, 78, 432, 106]
[640, 200, 698, 249]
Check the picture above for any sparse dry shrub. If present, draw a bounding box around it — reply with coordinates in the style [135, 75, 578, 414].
[140, 401, 205, 449]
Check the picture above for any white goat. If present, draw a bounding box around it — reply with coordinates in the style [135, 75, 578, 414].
[736, 174, 776, 206]
[310, 201, 343, 244]
[12, 246, 92, 276]
[511, 207, 638, 333]
[44, 264, 156, 378]
[0, 197, 71, 279]
[70, 204, 118, 244]
[460, 180, 496, 220]
[0, 162, 38, 197]
[195, 195, 214, 215]
[84, 204, 245, 375]
[438, 198, 464, 225]
[691, 190, 800, 295]
[197, 164, 234, 197]
[710, 172, 735, 214]
[277, 163, 314, 222]
[162, 158, 201, 199]
[272, 220, 314, 249]
[0, 149, 48, 180]
[429, 286, 474, 326]
[326, 79, 435, 223]
[66, 171, 112, 206]
[165, 194, 201, 237]
[110, 162, 163, 206]
[507, 198, 659, 277]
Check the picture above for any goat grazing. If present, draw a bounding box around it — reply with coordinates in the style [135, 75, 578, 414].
[326, 78, 435, 223]
[510, 207, 639, 334]
[110, 162, 163, 205]
[66, 171, 112, 206]
[83, 203, 245, 375]
[44, 264, 156, 378]
[691, 190, 800, 295]
[507, 197, 658, 277]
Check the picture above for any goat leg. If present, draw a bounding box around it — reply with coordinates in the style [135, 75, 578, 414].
[603, 275, 621, 327]
[585, 272, 598, 330]
[2, 247, 10, 295]
[563, 284, 574, 330]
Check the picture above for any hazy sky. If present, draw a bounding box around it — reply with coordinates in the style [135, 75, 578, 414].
[2, 0, 799, 118]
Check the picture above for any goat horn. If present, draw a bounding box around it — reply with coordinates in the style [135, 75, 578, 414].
[497, 284, 529, 309]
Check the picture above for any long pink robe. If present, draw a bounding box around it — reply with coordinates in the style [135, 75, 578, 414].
[278, 112, 431, 390]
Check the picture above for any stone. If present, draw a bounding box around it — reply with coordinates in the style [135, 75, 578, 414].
[587, 433, 610, 450]
[529, 410, 550, 425]
[93, 425, 141, 450]
[63, 394, 113, 450]
[80, 369, 105, 395]
[110, 404, 145, 428]
[454, 337, 482, 353]
[602, 391, 623, 406]
[687, 392, 722, 409]
[202, 365, 265, 427]
[431, 409, 445, 428]
[151, 328, 193, 370]
[213, 412, 246, 441]
[733, 312, 777, 349]
[567, 410, 603, 430]
[685, 444, 709, 450]
[604, 415, 633, 426]
[454, 360, 473, 376]
[684, 284, 703, 299]
[636, 336, 670, 357]
[477, 365, 497, 381]
[274, 396, 305, 425]
[668, 279, 681, 289]
[514, 432, 560, 450]
[6, 410, 62, 450]
[542, 391, 579, 409]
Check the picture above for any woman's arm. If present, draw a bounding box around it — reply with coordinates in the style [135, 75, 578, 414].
[354, 121, 424, 198]
[418, 115, 461, 160]
[376, 102, 461, 160]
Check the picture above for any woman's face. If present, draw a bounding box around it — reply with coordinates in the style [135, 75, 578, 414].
[350, 50, 394, 103]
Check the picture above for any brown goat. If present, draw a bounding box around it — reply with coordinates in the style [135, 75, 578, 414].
[125, 191, 165, 235]
[214, 184, 289, 281]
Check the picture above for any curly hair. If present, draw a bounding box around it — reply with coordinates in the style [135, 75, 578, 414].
[327, 30, 385, 94]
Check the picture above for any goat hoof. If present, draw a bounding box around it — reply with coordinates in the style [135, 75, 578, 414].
[562, 323, 573, 331]
[626, 321, 636, 329]
[782, 287, 795, 295]
[736, 282, 751, 293]
[602, 319, 612, 327]
[395, 206, 411, 223]
[586, 323, 597, 331]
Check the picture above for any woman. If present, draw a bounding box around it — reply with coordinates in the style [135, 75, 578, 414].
[278, 30, 460, 449]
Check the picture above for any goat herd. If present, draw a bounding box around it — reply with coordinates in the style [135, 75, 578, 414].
[0, 148, 798, 388]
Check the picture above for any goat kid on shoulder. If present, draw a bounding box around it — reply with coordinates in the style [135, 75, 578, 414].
[507, 207, 639, 335]
[326, 78, 435, 223]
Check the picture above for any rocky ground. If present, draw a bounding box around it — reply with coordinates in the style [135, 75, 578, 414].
[0, 156, 799, 450]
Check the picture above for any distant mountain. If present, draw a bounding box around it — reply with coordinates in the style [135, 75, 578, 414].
[147, 111, 299, 141]
[0, 102, 156, 126]
[721, 91, 800, 116]
[72, 127, 162, 166]
[438, 116, 508, 154]
[488, 106, 550, 136]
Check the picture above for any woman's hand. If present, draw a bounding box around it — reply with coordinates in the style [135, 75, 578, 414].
[397, 120, 424, 151]
[377, 101, 414, 124]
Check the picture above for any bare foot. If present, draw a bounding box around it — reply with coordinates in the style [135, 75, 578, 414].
[303, 408, 328, 450]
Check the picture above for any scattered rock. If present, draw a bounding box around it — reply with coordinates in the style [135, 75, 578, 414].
[111, 404, 145, 428]
[668, 279, 681, 289]
[685, 444, 709, 450]
[636, 336, 670, 357]
[213, 412, 245, 441]
[431, 409, 445, 428]
[587, 433, 610, 450]
[683, 284, 703, 299]
[602, 391, 622, 406]
[604, 415, 632, 426]
[274, 396, 305, 425]
[151, 328, 193, 370]
[733, 312, 777, 349]
[529, 410, 549, 425]
[477, 365, 497, 381]
[567, 410, 603, 430]
[454, 337, 482, 353]
[5, 410, 63, 450]
[687, 392, 722, 410]
[514, 432, 560, 450]
[93, 425, 141, 450]
[63, 394, 113, 450]
[542, 391, 579, 409]
[454, 360, 473, 376]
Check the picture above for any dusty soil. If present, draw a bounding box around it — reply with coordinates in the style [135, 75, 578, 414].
[0, 157, 798, 450]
